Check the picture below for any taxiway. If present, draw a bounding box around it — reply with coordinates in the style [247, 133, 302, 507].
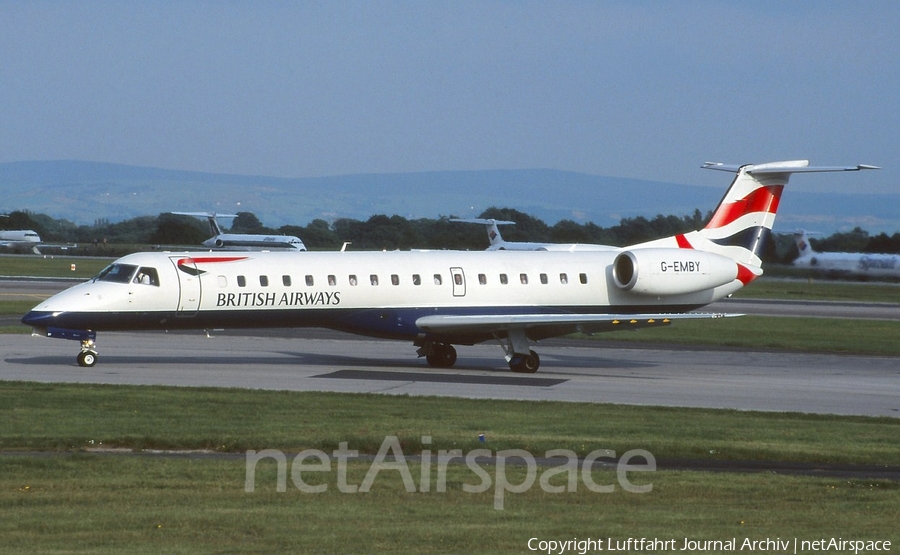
[2, 330, 898, 418]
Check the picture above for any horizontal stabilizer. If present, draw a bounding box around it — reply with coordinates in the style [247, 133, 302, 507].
[171, 212, 240, 218]
[702, 161, 879, 174]
[449, 218, 516, 226]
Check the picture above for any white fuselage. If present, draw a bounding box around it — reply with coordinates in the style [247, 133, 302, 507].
[0, 229, 41, 244]
[795, 251, 900, 277]
[202, 233, 306, 251]
[24, 249, 741, 340]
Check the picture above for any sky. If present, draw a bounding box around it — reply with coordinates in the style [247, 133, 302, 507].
[1, 1, 897, 194]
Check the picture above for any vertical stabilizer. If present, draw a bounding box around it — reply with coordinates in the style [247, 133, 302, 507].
[793, 229, 816, 259]
[696, 161, 877, 268]
[449, 218, 516, 250]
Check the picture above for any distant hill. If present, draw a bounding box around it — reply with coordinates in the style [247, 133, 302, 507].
[1, 160, 898, 233]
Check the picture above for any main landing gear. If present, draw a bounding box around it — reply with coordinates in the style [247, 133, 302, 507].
[418, 341, 457, 368]
[416, 329, 542, 373]
[498, 328, 541, 373]
[77, 338, 98, 367]
[507, 350, 540, 374]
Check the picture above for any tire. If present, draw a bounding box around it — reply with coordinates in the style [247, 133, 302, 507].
[509, 350, 539, 373]
[426, 343, 457, 368]
[77, 351, 97, 367]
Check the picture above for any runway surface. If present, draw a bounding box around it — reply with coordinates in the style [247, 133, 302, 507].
[2, 329, 898, 418]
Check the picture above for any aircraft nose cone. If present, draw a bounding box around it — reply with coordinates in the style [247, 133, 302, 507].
[21, 310, 54, 327]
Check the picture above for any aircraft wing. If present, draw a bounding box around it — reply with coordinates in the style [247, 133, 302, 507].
[416, 312, 738, 340]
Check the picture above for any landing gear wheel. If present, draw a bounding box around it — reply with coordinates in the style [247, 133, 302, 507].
[425, 343, 457, 368]
[77, 350, 98, 367]
[509, 350, 540, 373]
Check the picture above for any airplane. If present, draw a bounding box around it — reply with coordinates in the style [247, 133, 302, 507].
[0, 228, 43, 253]
[23, 160, 876, 371]
[792, 229, 900, 278]
[172, 212, 307, 251]
[0, 216, 77, 254]
[450, 218, 617, 252]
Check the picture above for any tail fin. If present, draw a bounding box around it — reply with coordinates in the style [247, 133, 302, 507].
[205, 213, 224, 237]
[793, 229, 816, 259]
[696, 161, 877, 267]
[171, 211, 238, 237]
[449, 218, 516, 249]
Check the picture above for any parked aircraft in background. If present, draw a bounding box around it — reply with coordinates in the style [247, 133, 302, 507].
[1, 215, 77, 254]
[450, 218, 616, 252]
[0, 228, 43, 253]
[172, 212, 306, 251]
[24, 160, 876, 370]
[793, 229, 899, 278]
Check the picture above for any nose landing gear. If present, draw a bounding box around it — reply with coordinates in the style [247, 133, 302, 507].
[77, 338, 98, 367]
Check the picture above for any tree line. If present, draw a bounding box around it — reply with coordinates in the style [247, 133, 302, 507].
[4, 208, 900, 262]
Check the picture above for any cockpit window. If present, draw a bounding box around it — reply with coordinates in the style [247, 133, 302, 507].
[96, 263, 138, 284]
[133, 267, 160, 286]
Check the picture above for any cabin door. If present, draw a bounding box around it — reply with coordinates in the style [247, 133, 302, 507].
[450, 267, 466, 297]
[169, 256, 202, 316]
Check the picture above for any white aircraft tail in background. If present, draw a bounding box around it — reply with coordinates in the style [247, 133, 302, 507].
[450, 218, 616, 252]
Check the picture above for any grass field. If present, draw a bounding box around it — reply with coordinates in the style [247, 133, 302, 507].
[731, 275, 900, 303]
[4, 383, 898, 464]
[1, 383, 898, 554]
[0, 253, 113, 279]
[580, 315, 900, 356]
[2, 456, 896, 554]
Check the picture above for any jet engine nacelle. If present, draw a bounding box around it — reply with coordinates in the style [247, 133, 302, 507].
[612, 248, 738, 296]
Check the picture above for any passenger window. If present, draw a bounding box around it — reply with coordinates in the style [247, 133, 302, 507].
[349, 275, 358, 286]
[520, 273, 528, 285]
[478, 274, 487, 285]
[580, 273, 588, 284]
[217, 275, 228, 288]
[391, 274, 400, 286]
[500, 273, 508, 285]
[306, 275, 314, 286]
[540, 273, 548, 285]
[454, 274, 463, 286]
[370, 275, 379, 286]
[133, 267, 159, 286]
[260, 275, 269, 287]
[328, 275, 337, 286]
[559, 273, 568, 284]
[283, 275, 292, 287]
[412, 274, 421, 286]
[237, 276, 246, 287]
[433, 274, 442, 285]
